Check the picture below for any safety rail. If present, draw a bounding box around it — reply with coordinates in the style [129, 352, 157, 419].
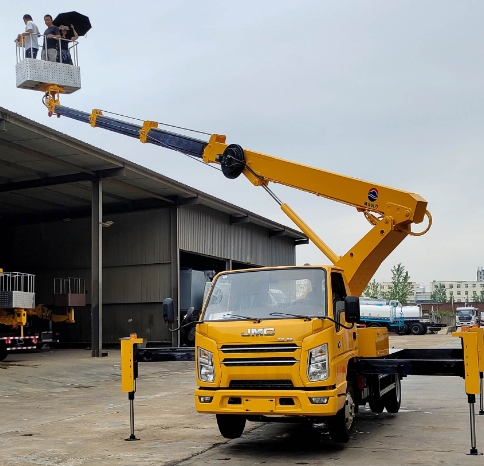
[53, 277, 86, 307]
[0, 271, 36, 312]
[15, 33, 81, 95]
[54, 277, 85, 295]
[0, 271, 35, 293]
[15, 33, 79, 66]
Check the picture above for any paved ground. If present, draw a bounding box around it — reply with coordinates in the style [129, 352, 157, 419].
[0, 334, 482, 465]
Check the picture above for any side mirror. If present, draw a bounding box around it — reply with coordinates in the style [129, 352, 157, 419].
[344, 296, 360, 323]
[185, 306, 195, 321]
[163, 298, 175, 324]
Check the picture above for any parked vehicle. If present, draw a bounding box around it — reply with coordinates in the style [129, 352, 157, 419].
[359, 299, 446, 335]
[455, 307, 479, 328]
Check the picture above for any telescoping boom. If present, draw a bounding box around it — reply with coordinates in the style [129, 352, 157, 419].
[48, 103, 431, 296]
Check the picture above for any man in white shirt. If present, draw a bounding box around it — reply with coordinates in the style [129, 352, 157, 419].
[16, 14, 40, 58]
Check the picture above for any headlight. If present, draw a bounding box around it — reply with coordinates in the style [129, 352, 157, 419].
[198, 347, 215, 382]
[307, 343, 328, 382]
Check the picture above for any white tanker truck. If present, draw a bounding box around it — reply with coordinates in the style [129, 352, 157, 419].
[359, 299, 446, 335]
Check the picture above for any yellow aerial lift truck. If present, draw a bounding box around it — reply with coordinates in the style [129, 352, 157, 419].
[34, 95, 484, 453]
[0, 269, 78, 361]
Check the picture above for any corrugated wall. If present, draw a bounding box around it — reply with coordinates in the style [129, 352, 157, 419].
[178, 204, 296, 266]
[7, 204, 296, 344]
[10, 209, 173, 343]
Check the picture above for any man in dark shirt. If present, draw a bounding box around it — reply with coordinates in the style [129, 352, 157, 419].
[41, 14, 60, 62]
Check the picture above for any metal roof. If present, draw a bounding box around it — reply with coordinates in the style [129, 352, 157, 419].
[0, 106, 307, 242]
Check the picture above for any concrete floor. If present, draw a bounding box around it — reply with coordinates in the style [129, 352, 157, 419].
[0, 334, 482, 465]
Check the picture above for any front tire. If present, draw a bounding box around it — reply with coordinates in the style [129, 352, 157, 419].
[216, 414, 246, 439]
[328, 381, 356, 443]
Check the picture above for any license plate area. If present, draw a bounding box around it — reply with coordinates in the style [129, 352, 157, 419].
[242, 397, 275, 413]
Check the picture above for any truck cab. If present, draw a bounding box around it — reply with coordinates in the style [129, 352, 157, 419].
[193, 265, 398, 442]
[455, 307, 479, 327]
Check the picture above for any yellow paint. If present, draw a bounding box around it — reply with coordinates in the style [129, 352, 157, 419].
[120, 335, 143, 393]
[139, 121, 158, 143]
[469, 327, 484, 373]
[201, 135, 429, 296]
[453, 331, 480, 395]
[89, 109, 103, 127]
[42, 85, 65, 115]
[357, 328, 390, 357]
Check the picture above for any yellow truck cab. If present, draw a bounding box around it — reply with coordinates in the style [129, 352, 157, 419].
[193, 265, 398, 443]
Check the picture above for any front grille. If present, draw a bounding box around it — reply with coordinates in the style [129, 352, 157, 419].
[229, 379, 294, 390]
[220, 344, 299, 353]
[222, 357, 298, 366]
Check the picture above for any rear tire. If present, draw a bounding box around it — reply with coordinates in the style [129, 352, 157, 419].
[397, 324, 410, 335]
[368, 323, 381, 328]
[410, 322, 425, 335]
[328, 381, 356, 443]
[383, 376, 401, 413]
[216, 414, 246, 439]
[369, 398, 385, 413]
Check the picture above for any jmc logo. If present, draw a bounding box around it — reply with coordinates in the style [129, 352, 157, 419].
[241, 328, 275, 337]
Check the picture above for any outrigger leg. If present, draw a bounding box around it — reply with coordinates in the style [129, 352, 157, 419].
[467, 394, 481, 455]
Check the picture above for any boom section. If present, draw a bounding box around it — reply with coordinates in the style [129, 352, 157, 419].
[54, 106, 208, 158]
[202, 136, 427, 226]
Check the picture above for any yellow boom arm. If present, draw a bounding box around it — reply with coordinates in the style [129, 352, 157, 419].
[48, 103, 430, 296]
[200, 135, 430, 296]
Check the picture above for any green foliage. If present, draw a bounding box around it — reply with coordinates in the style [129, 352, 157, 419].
[363, 279, 382, 299]
[382, 263, 413, 305]
[430, 284, 447, 303]
[473, 289, 484, 303]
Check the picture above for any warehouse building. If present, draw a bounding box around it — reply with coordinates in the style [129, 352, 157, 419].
[0, 107, 308, 352]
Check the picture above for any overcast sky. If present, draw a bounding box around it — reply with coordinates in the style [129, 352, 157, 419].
[2, 1, 483, 287]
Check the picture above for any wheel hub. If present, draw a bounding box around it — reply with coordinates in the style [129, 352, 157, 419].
[344, 392, 355, 429]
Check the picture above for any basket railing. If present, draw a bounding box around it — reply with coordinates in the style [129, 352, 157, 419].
[16, 33, 79, 66]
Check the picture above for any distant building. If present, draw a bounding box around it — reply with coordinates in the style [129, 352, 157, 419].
[368, 273, 484, 304]
[431, 280, 484, 303]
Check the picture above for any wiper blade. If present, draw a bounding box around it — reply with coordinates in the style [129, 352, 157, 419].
[269, 312, 312, 321]
[227, 314, 262, 323]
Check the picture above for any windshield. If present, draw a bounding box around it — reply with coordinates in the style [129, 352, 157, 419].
[203, 268, 327, 321]
[457, 310, 474, 317]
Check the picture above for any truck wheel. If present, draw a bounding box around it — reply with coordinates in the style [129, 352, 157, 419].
[328, 381, 355, 443]
[216, 414, 246, 439]
[369, 399, 385, 413]
[368, 323, 381, 328]
[383, 376, 401, 413]
[0, 343, 7, 362]
[410, 323, 425, 335]
[397, 324, 409, 335]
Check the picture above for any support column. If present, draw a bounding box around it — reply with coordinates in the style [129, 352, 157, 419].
[170, 205, 180, 347]
[225, 259, 232, 271]
[91, 178, 103, 357]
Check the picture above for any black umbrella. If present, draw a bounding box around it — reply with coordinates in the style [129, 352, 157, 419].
[53, 11, 92, 37]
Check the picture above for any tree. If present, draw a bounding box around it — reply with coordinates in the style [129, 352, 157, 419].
[473, 289, 484, 303]
[430, 284, 447, 303]
[363, 279, 382, 299]
[382, 263, 413, 305]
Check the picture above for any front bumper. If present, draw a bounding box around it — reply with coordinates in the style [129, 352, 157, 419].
[195, 387, 344, 417]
